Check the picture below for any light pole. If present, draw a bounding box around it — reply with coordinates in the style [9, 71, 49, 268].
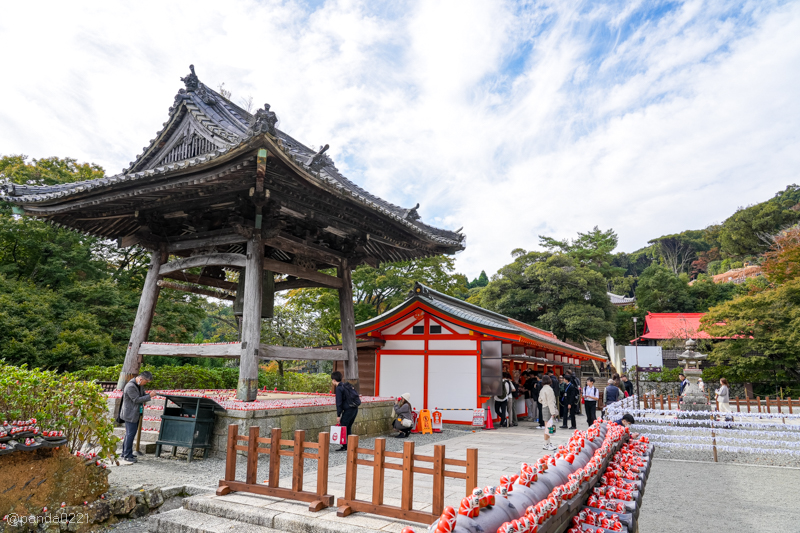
[633, 316, 641, 403]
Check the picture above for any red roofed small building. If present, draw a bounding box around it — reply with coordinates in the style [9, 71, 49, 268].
[633, 312, 723, 346]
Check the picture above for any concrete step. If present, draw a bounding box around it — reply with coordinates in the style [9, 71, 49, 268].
[149, 508, 283, 533]
[113, 427, 160, 442]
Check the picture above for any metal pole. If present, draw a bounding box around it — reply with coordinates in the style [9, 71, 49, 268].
[633, 317, 641, 403]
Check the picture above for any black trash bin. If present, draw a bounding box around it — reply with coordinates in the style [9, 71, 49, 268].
[155, 395, 225, 462]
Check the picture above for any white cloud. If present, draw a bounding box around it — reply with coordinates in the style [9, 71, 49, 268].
[1, 0, 798, 279]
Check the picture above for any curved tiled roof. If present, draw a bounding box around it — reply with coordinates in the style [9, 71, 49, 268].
[2, 67, 464, 250]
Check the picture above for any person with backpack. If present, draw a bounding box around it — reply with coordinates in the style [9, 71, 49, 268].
[493, 372, 515, 428]
[332, 371, 360, 451]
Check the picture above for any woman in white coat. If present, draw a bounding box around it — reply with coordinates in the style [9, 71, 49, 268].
[538, 375, 558, 451]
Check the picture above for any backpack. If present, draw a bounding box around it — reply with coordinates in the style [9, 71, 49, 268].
[341, 382, 361, 408]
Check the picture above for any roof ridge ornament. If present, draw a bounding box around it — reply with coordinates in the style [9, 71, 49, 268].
[403, 203, 420, 221]
[409, 281, 430, 298]
[307, 144, 332, 171]
[181, 64, 199, 92]
[250, 104, 278, 136]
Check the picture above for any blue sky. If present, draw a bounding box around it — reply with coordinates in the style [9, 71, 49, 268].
[1, 0, 798, 278]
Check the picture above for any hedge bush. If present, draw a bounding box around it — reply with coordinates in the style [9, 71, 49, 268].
[71, 364, 331, 393]
[0, 361, 118, 459]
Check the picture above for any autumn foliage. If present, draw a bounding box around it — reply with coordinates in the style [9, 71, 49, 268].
[762, 226, 800, 284]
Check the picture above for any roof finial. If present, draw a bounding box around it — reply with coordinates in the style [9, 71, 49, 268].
[404, 203, 420, 221]
[307, 144, 331, 171]
[250, 103, 278, 136]
[181, 64, 199, 92]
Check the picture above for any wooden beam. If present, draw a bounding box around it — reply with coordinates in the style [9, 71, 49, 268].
[338, 259, 359, 389]
[262, 257, 343, 289]
[238, 234, 264, 401]
[162, 272, 237, 291]
[259, 344, 348, 361]
[274, 278, 330, 292]
[157, 280, 235, 301]
[160, 253, 246, 275]
[139, 342, 242, 358]
[117, 250, 166, 389]
[166, 233, 248, 252]
[263, 233, 344, 266]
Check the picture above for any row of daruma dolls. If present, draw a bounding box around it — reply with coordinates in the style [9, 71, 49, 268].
[400, 420, 653, 533]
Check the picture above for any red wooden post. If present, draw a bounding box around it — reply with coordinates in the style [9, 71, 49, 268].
[225, 424, 238, 481]
[736, 396, 740, 412]
[246, 426, 259, 486]
[401, 440, 415, 511]
[757, 396, 761, 413]
[660, 394, 664, 410]
[789, 398, 793, 415]
[466, 448, 479, 497]
[766, 397, 771, 413]
[344, 435, 359, 501]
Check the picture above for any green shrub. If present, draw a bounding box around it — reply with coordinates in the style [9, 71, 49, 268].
[0, 361, 118, 459]
[636, 366, 683, 382]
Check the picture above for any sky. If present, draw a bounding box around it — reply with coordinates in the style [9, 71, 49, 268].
[1, 0, 799, 279]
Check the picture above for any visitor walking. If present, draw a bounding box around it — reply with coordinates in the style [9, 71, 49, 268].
[560, 375, 578, 429]
[509, 375, 521, 426]
[583, 377, 599, 426]
[539, 375, 558, 450]
[603, 379, 622, 417]
[679, 373, 690, 397]
[119, 371, 152, 464]
[535, 374, 545, 428]
[697, 378, 706, 393]
[392, 393, 414, 438]
[332, 371, 360, 451]
[716, 378, 732, 419]
[524, 371, 538, 422]
[620, 375, 634, 397]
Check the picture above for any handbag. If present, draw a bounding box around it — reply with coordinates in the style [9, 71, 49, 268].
[330, 425, 347, 445]
[401, 418, 413, 428]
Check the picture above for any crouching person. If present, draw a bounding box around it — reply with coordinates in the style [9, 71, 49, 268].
[392, 393, 414, 438]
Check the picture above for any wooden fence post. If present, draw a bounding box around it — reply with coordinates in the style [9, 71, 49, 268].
[766, 396, 771, 413]
[660, 394, 664, 410]
[432, 445, 445, 517]
[466, 448, 479, 496]
[217, 424, 239, 496]
[789, 398, 793, 415]
[245, 426, 260, 486]
[269, 428, 281, 488]
[372, 438, 386, 506]
[401, 440, 415, 511]
[757, 396, 761, 413]
[317, 432, 330, 502]
[711, 429, 718, 463]
[736, 396, 740, 412]
[292, 430, 305, 493]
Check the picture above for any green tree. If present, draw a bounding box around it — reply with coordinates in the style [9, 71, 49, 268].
[718, 185, 800, 258]
[480, 250, 616, 341]
[635, 264, 695, 313]
[468, 270, 489, 289]
[539, 226, 626, 279]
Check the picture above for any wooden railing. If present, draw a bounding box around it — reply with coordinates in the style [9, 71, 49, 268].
[336, 435, 478, 525]
[641, 394, 800, 413]
[217, 425, 334, 512]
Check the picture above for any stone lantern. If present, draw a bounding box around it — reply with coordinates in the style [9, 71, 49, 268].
[677, 339, 710, 412]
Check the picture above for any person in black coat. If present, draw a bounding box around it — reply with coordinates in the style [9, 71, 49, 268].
[679, 373, 689, 396]
[332, 371, 359, 451]
[559, 375, 578, 429]
[621, 375, 634, 397]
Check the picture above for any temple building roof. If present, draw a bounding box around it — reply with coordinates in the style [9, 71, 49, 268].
[2, 66, 464, 266]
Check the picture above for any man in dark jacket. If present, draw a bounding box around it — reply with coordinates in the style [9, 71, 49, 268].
[679, 373, 689, 396]
[332, 371, 359, 451]
[621, 375, 634, 397]
[120, 371, 152, 463]
[559, 376, 578, 429]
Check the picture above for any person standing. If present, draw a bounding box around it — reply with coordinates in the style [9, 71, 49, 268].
[539, 375, 558, 450]
[524, 371, 538, 423]
[560, 376, 578, 429]
[535, 374, 545, 428]
[509, 374, 521, 426]
[120, 371, 152, 464]
[679, 373, 690, 397]
[620, 375, 634, 397]
[332, 371, 360, 451]
[716, 378, 732, 419]
[494, 373, 515, 428]
[583, 377, 599, 426]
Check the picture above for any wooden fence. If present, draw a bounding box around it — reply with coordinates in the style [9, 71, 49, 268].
[217, 425, 334, 512]
[336, 435, 478, 525]
[641, 394, 800, 413]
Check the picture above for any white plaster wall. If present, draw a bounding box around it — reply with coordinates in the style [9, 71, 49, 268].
[383, 339, 425, 351]
[437, 319, 470, 334]
[427, 355, 477, 423]
[379, 355, 425, 410]
[428, 340, 477, 351]
[383, 316, 418, 335]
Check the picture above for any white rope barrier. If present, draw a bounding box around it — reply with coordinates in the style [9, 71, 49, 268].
[634, 424, 800, 439]
[630, 416, 800, 430]
[640, 433, 800, 448]
[654, 442, 800, 456]
[605, 406, 800, 420]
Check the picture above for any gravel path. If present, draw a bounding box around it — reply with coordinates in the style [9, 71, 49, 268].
[638, 459, 800, 532]
[108, 426, 473, 491]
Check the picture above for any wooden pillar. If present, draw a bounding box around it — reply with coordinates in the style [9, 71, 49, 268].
[338, 258, 359, 392]
[117, 249, 165, 389]
[237, 233, 264, 401]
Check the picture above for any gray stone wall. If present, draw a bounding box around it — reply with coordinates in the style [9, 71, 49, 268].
[638, 380, 748, 399]
[210, 400, 394, 457]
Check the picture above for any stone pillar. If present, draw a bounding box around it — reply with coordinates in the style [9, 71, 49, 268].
[338, 258, 359, 392]
[117, 250, 165, 389]
[237, 233, 264, 401]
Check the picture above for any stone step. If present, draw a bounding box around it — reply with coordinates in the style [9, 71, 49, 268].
[149, 508, 283, 533]
[113, 427, 160, 442]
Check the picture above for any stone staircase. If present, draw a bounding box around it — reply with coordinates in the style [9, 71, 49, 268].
[113, 400, 166, 449]
[149, 492, 418, 533]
